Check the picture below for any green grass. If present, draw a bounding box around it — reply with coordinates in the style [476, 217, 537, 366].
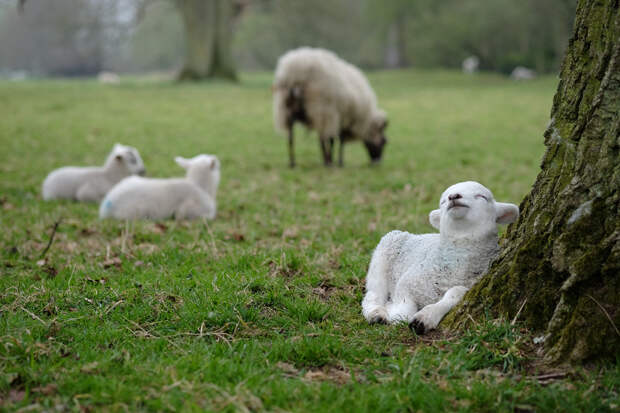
[0, 70, 618, 411]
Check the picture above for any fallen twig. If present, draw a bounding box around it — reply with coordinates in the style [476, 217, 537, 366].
[39, 219, 62, 259]
[202, 218, 219, 257]
[20, 306, 48, 326]
[532, 372, 570, 381]
[511, 298, 528, 325]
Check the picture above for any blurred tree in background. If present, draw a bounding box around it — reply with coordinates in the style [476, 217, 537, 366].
[0, 0, 125, 76]
[0, 0, 576, 77]
[174, 0, 242, 80]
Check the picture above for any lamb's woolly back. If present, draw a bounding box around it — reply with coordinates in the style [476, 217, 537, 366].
[99, 154, 220, 220]
[362, 181, 519, 331]
[42, 143, 146, 202]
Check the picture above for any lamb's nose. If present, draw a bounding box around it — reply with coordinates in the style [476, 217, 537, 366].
[448, 193, 462, 201]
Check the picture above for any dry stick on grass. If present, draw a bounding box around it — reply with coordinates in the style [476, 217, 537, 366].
[121, 219, 130, 255]
[39, 219, 62, 259]
[511, 298, 528, 326]
[20, 306, 48, 326]
[202, 218, 219, 257]
[123, 317, 188, 354]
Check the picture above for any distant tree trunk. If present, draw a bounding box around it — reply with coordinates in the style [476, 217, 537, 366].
[175, 0, 237, 81]
[444, 0, 619, 364]
[384, 16, 408, 68]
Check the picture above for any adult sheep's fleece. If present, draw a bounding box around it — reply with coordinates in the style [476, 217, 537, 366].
[42, 143, 145, 202]
[362, 181, 519, 334]
[273, 47, 388, 167]
[99, 154, 220, 221]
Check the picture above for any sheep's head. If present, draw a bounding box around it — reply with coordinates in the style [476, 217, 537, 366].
[111, 143, 146, 176]
[364, 111, 388, 163]
[429, 181, 519, 239]
[175, 154, 220, 194]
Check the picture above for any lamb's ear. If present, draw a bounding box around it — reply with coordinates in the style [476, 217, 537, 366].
[209, 158, 218, 170]
[175, 156, 191, 169]
[495, 202, 519, 224]
[429, 209, 441, 230]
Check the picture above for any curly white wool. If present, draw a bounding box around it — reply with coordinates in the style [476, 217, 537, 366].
[99, 154, 220, 221]
[361, 181, 519, 334]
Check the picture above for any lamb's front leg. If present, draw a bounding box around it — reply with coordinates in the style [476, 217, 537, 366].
[409, 286, 468, 335]
[362, 248, 390, 324]
[386, 295, 417, 324]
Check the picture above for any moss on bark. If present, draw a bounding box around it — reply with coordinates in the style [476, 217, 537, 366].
[443, 0, 620, 364]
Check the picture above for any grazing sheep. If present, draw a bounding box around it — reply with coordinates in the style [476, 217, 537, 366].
[273, 47, 388, 167]
[42, 143, 146, 202]
[462, 56, 480, 74]
[361, 181, 519, 334]
[99, 154, 220, 220]
[510, 66, 536, 81]
[97, 71, 120, 84]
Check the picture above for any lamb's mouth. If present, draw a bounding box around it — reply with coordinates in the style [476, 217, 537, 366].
[447, 201, 469, 210]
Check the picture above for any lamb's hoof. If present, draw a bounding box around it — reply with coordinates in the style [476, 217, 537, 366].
[409, 319, 426, 335]
[367, 309, 389, 325]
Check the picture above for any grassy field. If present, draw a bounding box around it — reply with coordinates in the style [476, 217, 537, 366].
[0, 70, 617, 412]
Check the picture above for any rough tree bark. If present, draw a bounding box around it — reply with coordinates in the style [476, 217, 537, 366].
[444, 0, 619, 364]
[175, 0, 238, 81]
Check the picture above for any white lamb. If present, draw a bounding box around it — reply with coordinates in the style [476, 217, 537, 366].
[273, 47, 388, 167]
[362, 181, 519, 334]
[510, 66, 536, 81]
[99, 154, 220, 220]
[42, 143, 146, 202]
[462, 56, 480, 74]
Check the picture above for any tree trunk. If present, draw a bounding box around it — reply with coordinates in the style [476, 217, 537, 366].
[443, 0, 619, 364]
[385, 16, 408, 68]
[176, 0, 237, 81]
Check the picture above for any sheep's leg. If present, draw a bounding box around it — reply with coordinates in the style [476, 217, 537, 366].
[386, 280, 418, 323]
[287, 124, 295, 168]
[337, 136, 344, 167]
[386, 298, 418, 324]
[327, 137, 334, 166]
[409, 286, 469, 335]
[362, 248, 391, 324]
[319, 137, 333, 166]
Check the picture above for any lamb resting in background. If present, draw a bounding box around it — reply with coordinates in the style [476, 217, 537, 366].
[99, 154, 220, 220]
[273, 47, 388, 167]
[362, 181, 519, 334]
[42, 143, 145, 202]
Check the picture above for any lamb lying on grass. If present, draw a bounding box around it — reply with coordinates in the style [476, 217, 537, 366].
[42, 143, 145, 202]
[362, 181, 519, 334]
[99, 154, 220, 220]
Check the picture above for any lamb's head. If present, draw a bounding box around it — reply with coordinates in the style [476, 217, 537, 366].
[429, 181, 519, 240]
[175, 154, 220, 195]
[108, 144, 146, 176]
[364, 110, 388, 163]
